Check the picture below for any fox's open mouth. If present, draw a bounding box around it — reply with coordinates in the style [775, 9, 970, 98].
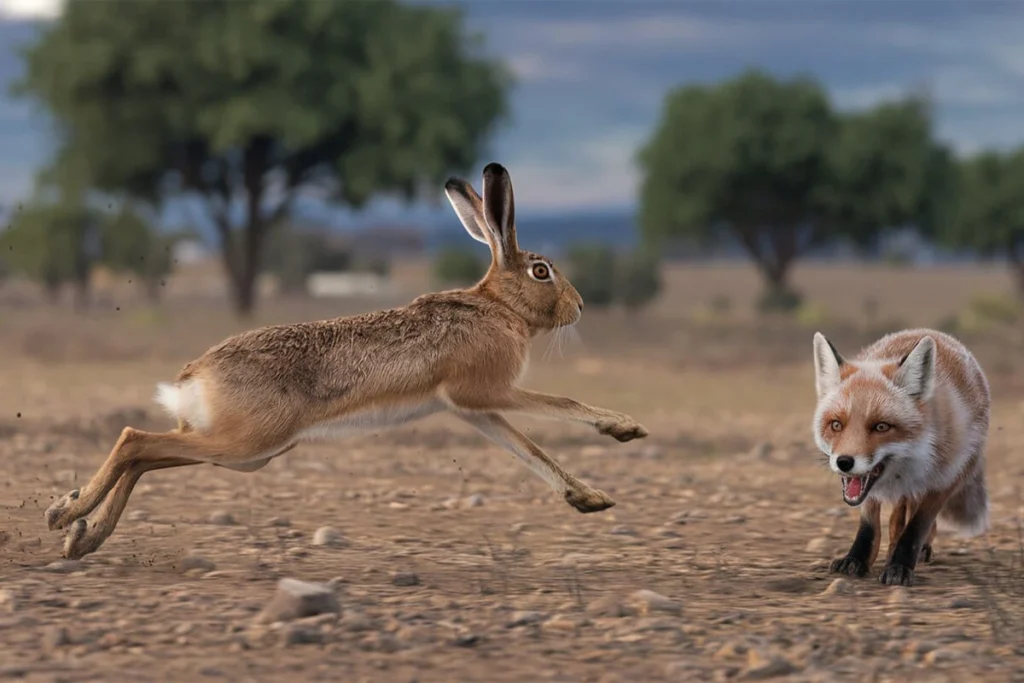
[841, 460, 887, 506]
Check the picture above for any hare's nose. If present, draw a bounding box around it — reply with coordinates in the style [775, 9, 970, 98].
[577, 303, 584, 314]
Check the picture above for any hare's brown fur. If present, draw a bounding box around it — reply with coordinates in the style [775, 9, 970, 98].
[45, 163, 648, 560]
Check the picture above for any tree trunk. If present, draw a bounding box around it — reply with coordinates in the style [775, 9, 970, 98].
[734, 224, 802, 312]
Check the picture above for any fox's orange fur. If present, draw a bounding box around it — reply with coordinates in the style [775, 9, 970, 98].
[812, 328, 990, 586]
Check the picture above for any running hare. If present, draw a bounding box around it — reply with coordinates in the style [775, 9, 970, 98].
[45, 162, 648, 560]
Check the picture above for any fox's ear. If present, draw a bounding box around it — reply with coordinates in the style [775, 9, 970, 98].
[813, 332, 845, 399]
[894, 336, 936, 402]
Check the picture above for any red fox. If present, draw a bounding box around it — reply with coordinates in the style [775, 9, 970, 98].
[812, 328, 990, 586]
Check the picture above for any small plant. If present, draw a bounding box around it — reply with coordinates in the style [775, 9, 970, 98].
[756, 285, 802, 313]
[433, 246, 486, 286]
[967, 292, 1019, 326]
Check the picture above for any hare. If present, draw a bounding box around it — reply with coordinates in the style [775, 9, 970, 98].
[45, 162, 648, 560]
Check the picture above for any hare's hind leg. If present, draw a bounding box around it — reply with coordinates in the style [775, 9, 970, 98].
[46, 426, 273, 531]
[456, 412, 615, 513]
[62, 456, 199, 560]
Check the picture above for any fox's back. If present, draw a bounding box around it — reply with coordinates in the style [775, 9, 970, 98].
[855, 328, 990, 422]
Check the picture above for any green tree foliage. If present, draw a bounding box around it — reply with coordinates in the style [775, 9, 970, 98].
[14, 0, 510, 316]
[433, 245, 486, 286]
[942, 149, 1024, 296]
[567, 244, 616, 308]
[638, 69, 947, 310]
[101, 205, 177, 303]
[1, 199, 100, 306]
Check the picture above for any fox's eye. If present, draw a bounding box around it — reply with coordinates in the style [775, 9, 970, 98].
[872, 422, 892, 433]
[530, 263, 551, 281]
[829, 419, 843, 432]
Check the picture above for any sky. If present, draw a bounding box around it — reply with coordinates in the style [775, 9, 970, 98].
[1, 0, 1024, 222]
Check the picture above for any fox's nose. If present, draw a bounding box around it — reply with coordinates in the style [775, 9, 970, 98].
[836, 455, 855, 473]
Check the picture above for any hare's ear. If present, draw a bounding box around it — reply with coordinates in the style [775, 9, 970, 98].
[481, 162, 518, 264]
[444, 178, 492, 248]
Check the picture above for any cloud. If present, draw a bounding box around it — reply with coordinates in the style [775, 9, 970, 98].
[506, 53, 588, 85]
[0, 0, 62, 20]
[502, 127, 646, 211]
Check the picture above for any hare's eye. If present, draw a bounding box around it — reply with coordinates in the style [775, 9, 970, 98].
[530, 263, 550, 281]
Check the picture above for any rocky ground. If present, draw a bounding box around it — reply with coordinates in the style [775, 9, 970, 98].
[1, 301, 1023, 682]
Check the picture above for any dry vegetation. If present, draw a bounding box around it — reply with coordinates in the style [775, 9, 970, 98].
[1, 261, 1023, 682]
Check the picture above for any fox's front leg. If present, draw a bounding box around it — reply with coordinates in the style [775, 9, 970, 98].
[830, 499, 881, 577]
[879, 491, 948, 586]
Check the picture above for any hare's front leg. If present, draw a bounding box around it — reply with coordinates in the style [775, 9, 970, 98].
[499, 389, 648, 443]
[455, 411, 615, 513]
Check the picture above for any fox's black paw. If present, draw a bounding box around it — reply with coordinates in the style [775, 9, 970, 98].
[920, 545, 933, 564]
[879, 563, 915, 586]
[829, 556, 868, 577]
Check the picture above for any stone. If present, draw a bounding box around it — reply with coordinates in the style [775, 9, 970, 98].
[0, 590, 15, 613]
[821, 578, 854, 596]
[208, 511, 236, 526]
[390, 571, 420, 587]
[178, 555, 216, 574]
[312, 527, 347, 548]
[586, 596, 633, 618]
[42, 560, 83, 574]
[255, 578, 341, 624]
[41, 626, 70, 652]
[507, 611, 545, 628]
[804, 537, 828, 553]
[627, 590, 681, 616]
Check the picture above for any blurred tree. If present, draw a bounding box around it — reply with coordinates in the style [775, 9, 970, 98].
[433, 245, 486, 286]
[616, 248, 662, 312]
[100, 205, 178, 303]
[0, 199, 101, 308]
[638, 70, 945, 311]
[14, 0, 510, 316]
[264, 226, 354, 294]
[943, 149, 1024, 297]
[567, 244, 616, 308]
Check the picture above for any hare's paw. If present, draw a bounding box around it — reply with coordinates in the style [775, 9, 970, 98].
[62, 519, 90, 560]
[45, 489, 81, 531]
[596, 417, 648, 443]
[564, 487, 616, 513]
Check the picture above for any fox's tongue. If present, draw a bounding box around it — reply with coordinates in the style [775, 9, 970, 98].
[845, 476, 864, 499]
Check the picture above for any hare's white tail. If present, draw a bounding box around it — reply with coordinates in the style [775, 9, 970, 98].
[154, 379, 212, 430]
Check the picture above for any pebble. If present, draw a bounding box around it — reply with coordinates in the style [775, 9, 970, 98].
[41, 626, 70, 652]
[312, 527, 347, 548]
[0, 590, 15, 613]
[507, 611, 545, 628]
[924, 648, 963, 665]
[42, 560, 83, 574]
[586, 596, 632, 618]
[390, 571, 420, 587]
[821, 578, 854, 596]
[627, 590, 681, 616]
[268, 517, 291, 528]
[255, 578, 341, 624]
[178, 555, 216, 574]
[804, 537, 828, 553]
[208, 511, 236, 526]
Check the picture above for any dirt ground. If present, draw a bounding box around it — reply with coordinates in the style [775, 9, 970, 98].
[2, 263, 1024, 682]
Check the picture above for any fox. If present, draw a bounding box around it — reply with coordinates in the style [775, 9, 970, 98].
[811, 328, 990, 586]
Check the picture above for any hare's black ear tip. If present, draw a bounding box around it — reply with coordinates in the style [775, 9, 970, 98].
[444, 177, 463, 192]
[482, 162, 508, 178]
